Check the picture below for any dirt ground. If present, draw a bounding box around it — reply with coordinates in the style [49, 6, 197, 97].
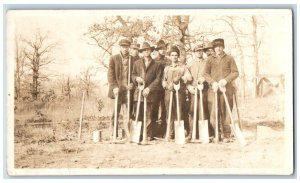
[13, 94, 288, 174]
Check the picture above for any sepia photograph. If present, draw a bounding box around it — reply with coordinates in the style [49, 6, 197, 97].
[6, 9, 294, 175]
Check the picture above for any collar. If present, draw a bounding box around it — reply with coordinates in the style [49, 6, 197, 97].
[170, 62, 179, 67]
[120, 53, 129, 60]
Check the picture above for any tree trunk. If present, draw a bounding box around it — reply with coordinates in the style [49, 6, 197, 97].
[252, 15, 259, 98]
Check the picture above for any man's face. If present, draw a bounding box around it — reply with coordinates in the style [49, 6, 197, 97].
[158, 47, 166, 56]
[170, 52, 179, 63]
[130, 48, 139, 57]
[194, 49, 203, 59]
[214, 45, 224, 55]
[206, 48, 215, 57]
[120, 45, 129, 56]
[142, 48, 151, 57]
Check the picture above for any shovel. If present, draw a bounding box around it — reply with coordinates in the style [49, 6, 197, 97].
[111, 93, 118, 143]
[164, 84, 173, 141]
[190, 86, 199, 143]
[140, 95, 148, 145]
[198, 83, 209, 144]
[220, 86, 247, 147]
[214, 87, 219, 143]
[130, 83, 144, 143]
[174, 81, 185, 145]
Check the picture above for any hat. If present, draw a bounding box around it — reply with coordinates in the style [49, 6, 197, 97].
[155, 40, 167, 50]
[213, 38, 225, 48]
[169, 46, 180, 56]
[119, 39, 131, 47]
[203, 42, 214, 52]
[130, 43, 140, 50]
[139, 42, 155, 52]
[193, 44, 204, 52]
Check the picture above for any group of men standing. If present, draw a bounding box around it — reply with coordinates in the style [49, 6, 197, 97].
[107, 37, 239, 143]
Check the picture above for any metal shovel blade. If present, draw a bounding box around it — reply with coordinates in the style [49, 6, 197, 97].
[174, 120, 185, 145]
[198, 119, 209, 144]
[233, 123, 247, 146]
[130, 121, 142, 143]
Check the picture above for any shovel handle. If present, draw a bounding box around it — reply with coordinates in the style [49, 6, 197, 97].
[135, 89, 142, 122]
[214, 91, 218, 142]
[141, 96, 148, 144]
[113, 93, 118, 142]
[192, 88, 197, 140]
[165, 91, 173, 141]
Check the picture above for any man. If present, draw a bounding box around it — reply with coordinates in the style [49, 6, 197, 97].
[186, 44, 210, 141]
[153, 40, 171, 138]
[107, 38, 134, 140]
[131, 42, 162, 141]
[162, 46, 192, 140]
[203, 41, 216, 138]
[203, 38, 239, 143]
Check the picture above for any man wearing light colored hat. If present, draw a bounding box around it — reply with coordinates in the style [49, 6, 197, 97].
[131, 42, 162, 141]
[203, 38, 239, 143]
[107, 38, 135, 140]
[186, 44, 210, 141]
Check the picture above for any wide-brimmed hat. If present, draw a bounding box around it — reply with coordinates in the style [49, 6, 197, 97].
[168, 45, 180, 56]
[155, 40, 167, 50]
[203, 42, 214, 52]
[139, 42, 155, 52]
[119, 39, 131, 47]
[130, 43, 140, 50]
[193, 44, 204, 52]
[213, 38, 225, 48]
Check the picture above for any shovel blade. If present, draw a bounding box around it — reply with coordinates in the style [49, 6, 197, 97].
[174, 120, 185, 145]
[233, 123, 247, 146]
[130, 121, 142, 143]
[198, 120, 209, 144]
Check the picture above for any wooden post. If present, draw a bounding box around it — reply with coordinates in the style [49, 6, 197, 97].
[78, 91, 85, 140]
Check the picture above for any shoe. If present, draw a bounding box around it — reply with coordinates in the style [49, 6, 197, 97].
[222, 138, 231, 143]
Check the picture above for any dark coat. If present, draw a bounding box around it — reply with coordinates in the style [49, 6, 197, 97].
[107, 54, 139, 99]
[131, 57, 162, 103]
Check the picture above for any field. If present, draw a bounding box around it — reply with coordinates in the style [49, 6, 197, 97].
[12, 93, 289, 174]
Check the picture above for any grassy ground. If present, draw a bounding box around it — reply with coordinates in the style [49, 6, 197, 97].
[13, 93, 289, 174]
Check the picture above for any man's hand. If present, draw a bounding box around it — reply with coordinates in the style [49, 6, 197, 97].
[113, 87, 119, 96]
[142, 87, 150, 97]
[136, 77, 144, 84]
[127, 83, 134, 90]
[218, 79, 227, 87]
[173, 75, 181, 84]
[212, 82, 219, 93]
[187, 85, 195, 94]
[162, 81, 167, 89]
[198, 77, 205, 84]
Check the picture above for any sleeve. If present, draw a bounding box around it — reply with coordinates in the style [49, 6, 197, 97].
[181, 66, 193, 84]
[162, 66, 169, 88]
[107, 56, 118, 90]
[224, 57, 239, 83]
[203, 59, 215, 84]
[131, 62, 138, 85]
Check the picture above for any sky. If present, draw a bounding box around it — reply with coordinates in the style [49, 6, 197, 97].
[7, 9, 292, 85]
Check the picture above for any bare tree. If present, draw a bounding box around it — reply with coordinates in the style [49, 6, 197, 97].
[77, 66, 98, 98]
[14, 35, 26, 101]
[216, 16, 247, 99]
[85, 16, 156, 69]
[23, 31, 57, 100]
[162, 16, 191, 63]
